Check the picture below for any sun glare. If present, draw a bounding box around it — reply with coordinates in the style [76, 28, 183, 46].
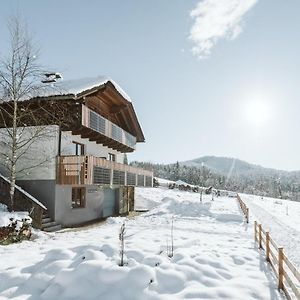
[244, 99, 270, 127]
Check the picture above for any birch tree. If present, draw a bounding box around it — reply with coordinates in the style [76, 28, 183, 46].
[0, 17, 47, 210]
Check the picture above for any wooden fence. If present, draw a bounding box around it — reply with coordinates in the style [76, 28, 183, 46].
[236, 194, 300, 299]
[237, 194, 249, 223]
[254, 221, 300, 299]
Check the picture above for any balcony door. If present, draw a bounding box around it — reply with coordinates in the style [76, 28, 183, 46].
[108, 153, 116, 162]
[102, 188, 116, 217]
[72, 141, 85, 156]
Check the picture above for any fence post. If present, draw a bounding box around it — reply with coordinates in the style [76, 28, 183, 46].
[258, 224, 262, 249]
[278, 247, 284, 290]
[254, 221, 257, 243]
[246, 208, 249, 223]
[266, 232, 270, 262]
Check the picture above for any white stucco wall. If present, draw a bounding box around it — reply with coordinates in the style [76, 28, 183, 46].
[0, 125, 59, 180]
[54, 185, 119, 226]
[61, 131, 125, 163]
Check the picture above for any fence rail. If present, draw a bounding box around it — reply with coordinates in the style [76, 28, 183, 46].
[254, 221, 300, 299]
[237, 194, 300, 299]
[237, 194, 249, 223]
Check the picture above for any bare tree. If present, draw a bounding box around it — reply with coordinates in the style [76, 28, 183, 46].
[0, 17, 51, 210]
[170, 216, 174, 257]
[119, 222, 126, 266]
[166, 216, 175, 258]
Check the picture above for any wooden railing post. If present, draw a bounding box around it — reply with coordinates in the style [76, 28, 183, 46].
[84, 155, 88, 184]
[89, 156, 93, 185]
[278, 247, 284, 290]
[254, 221, 257, 243]
[246, 208, 249, 223]
[266, 232, 270, 262]
[258, 224, 262, 249]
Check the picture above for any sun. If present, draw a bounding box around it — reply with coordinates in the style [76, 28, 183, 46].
[244, 99, 270, 127]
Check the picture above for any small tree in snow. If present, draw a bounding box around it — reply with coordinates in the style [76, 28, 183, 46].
[167, 216, 175, 258]
[119, 222, 126, 266]
[170, 216, 174, 257]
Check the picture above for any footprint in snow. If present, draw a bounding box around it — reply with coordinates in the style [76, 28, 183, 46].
[231, 256, 245, 265]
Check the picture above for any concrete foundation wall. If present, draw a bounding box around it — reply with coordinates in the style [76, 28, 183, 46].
[55, 185, 120, 226]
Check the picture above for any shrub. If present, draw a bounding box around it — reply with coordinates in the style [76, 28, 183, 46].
[0, 217, 32, 245]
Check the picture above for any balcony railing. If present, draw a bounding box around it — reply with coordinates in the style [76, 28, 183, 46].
[82, 105, 136, 150]
[57, 155, 153, 187]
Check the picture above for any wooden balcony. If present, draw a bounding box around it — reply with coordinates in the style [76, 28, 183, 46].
[57, 155, 153, 187]
[78, 105, 136, 153]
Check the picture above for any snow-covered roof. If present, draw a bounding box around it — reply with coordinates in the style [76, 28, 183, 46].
[32, 76, 132, 102]
[0, 174, 47, 210]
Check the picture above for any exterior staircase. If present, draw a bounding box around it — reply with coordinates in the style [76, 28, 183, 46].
[42, 213, 62, 232]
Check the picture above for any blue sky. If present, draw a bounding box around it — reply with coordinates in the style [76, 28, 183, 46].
[1, 0, 300, 170]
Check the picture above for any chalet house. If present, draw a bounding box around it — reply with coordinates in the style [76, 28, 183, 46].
[0, 76, 153, 230]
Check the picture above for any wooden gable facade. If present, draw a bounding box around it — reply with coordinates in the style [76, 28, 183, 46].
[0, 80, 145, 153]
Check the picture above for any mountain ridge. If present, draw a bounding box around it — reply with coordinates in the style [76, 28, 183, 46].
[130, 156, 300, 201]
[181, 156, 299, 176]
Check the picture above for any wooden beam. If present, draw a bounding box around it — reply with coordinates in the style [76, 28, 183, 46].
[109, 104, 127, 114]
[80, 128, 97, 139]
[102, 86, 124, 105]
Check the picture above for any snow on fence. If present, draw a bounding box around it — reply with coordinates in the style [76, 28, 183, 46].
[254, 221, 300, 300]
[237, 194, 249, 223]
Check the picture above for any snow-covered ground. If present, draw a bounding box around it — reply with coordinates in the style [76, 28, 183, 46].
[0, 188, 284, 300]
[241, 194, 300, 268]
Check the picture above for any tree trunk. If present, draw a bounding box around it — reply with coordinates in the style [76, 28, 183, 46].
[9, 98, 18, 211]
[9, 161, 16, 211]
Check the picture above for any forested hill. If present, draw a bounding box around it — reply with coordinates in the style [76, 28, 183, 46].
[130, 157, 300, 202]
[181, 156, 297, 177]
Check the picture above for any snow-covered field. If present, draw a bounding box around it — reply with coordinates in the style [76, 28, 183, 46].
[0, 188, 285, 300]
[241, 194, 300, 268]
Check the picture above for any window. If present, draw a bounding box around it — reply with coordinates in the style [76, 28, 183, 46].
[138, 175, 144, 186]
[113, 170, 125, 185]
[72, 141, 85, 156]
[127, 172, 136, 186]
[72, 187, 86, 208]
[93, 167, 111, 184]
[108, 153, 116, 162]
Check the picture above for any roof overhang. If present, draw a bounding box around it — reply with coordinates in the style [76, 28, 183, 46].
[13, 78, 145, 143]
